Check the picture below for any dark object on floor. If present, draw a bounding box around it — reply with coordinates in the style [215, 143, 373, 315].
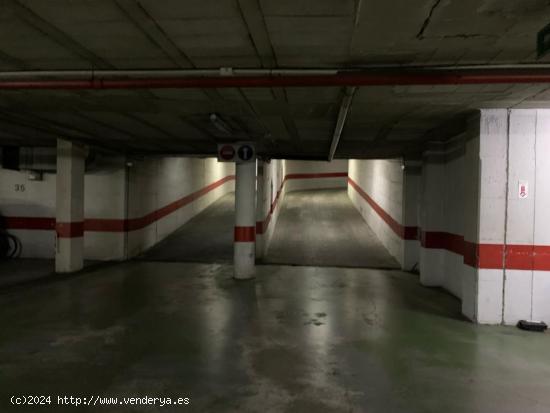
[517, 320, 548, 332]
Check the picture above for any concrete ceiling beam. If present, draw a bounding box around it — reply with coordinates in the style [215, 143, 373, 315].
[114, 0, 193, 68]
[6, 0, 113, 69]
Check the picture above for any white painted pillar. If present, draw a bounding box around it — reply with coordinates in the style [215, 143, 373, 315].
[462, 110, 507, 324]
[400, 160, 421, 271]
[234, 160, 256, 279]
[532, 109, 550, 323]
[501, 109, 550, 324]
[55, 139, 86, 273]
[415, 109, 550, 325]
[419, 146, 446, 287]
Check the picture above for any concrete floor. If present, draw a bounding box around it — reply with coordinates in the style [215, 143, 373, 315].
[1, 261, 549, 413]
[0, 259, 99, 289]
[139, 193, 235, 263]
[265, 188, 399, 268]
[140, 189, 398, 270]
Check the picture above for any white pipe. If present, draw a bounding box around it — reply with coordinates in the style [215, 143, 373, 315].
[0, 68, 338, 80]
[1, 63, 550, 81]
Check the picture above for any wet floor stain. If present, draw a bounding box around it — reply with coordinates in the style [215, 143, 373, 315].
[1, 262, 549, 412]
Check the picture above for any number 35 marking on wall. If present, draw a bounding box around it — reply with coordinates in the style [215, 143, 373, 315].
[15, 184, 25, 192]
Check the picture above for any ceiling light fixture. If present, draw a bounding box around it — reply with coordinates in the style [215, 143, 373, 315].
[209, 113, 233, 135]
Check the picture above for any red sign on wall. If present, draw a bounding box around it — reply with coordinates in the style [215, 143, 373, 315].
[518, 180, 528, 199]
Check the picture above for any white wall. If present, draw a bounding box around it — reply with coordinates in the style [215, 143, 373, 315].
[84, 162, 127, 260]
[283, 160, 348, 192]
[0, 169, 55, 258]
[126, 157, 235, 257]
[0, 156, 234, 261]
[256, 159, 349, 258]
[503, 110, 550, 324]
[256, 159, 285, 258]
[419, 139, 466, 298]
[0, 159, 126, 259]
[348, 159, 419, 269]
[418, 109, 550, 325]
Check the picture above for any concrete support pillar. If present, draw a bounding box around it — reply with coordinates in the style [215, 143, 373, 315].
[419, 146, 446, 286]
[501, 109, 550, 324]
[462, 110, 507, 323]
[532, 110, 550, 323]
[415, 109, 550, 325]
[55, 139, 86, 273]
[401, 160, 421, 271]
[463, 109, 550, 324]
[234, 160, 256, 279]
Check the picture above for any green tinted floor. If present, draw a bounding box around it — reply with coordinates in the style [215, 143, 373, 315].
[1, 262, 549, 412]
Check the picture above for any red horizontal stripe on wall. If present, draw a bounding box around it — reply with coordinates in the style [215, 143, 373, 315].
[2, 175, 235, 234]
[256, 170, 345, 236]
[84, 219, 126, 232]
[1, 216, 55, 230]
[462, 240, 479, 268]
[256, 188, 282, 235]
[348, 177, 418, 241]
[421, 231, 464, 256]
[56, 222, 84, 238]
[285, 172, 348, 180]
[137, 175, 236, 230]
[234, 226, 256, 242]
[403, 226, 419, 240]
[348, 176, 550, 271]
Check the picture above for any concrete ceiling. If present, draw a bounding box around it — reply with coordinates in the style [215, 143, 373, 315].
[1, 0, 550, 159]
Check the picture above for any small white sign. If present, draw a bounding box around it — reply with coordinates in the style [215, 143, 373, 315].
[518, 180, 528, 199]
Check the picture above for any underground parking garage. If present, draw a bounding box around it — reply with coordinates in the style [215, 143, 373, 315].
[1, 1, 550, 411]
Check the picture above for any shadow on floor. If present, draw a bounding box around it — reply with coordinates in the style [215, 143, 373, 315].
[137, 192, 235, 263]
[0, 258, 102, 290]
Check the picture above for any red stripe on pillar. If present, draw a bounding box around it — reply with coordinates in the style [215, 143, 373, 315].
[505, 245, 534, 270]
[477, 243, 504, 269]
[235, 226, 256, 242]
[56, 222, 84, 238]
[462, 240, 479, 268]
[533, 246, 550, 271]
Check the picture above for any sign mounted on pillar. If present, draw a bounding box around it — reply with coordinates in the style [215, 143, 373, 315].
[236, 143, 255, 163]
[217, 142, 256, 163]
[518, 180, 529, 199]
[218, 144, 235, 162]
